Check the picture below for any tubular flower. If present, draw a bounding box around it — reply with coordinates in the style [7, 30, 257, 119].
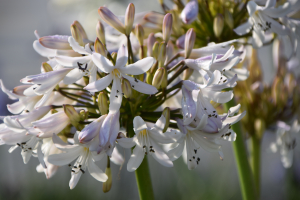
[84, 45, 157, 113]
[118, 115, 180, 172]
[48, 133, 108, 189]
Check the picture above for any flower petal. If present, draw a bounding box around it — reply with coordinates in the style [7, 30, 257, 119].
[47, 147, 82, 166]
[122, 74, 158, 95]
[119, 57, 155, 75]
[55, 55, 92, 67]
[68, 36, 90, 55]
[150, 137, 173, 167]
[108, 77, 123, 113]
[87, 156, 108, 182]
[92, 53, 114, 73]
[127, 144, 144, 172]
[115, 45, 128, 68]
[133, 116, 148, 134]
[84, 74, 112, 93]
[33, 40, 57, 57]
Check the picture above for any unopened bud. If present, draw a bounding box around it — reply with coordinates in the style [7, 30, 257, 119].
[146, 72, 154, 85]
[63, 105, 82, 130]
[224, 10, 234, 29]
[96, 20, 106, 45]
[176, 34, 185, 49]
[122, 78, 132, 98]
[165, 41, 174, 65]
[94, 38, 106, 56]
[73, 21, 88, 40]
[42, 62, 53, 72]
[125, 3, 135, 36]
[98, 7, 125, 34]
[147, 33, 156, 56]
[184, 28, 196, 58]
[39, 35, 71, 50]
[152, 67, 166, 89]
[71, 24, 84, 46]
[103, 167, 112, 193]
[162, 13, 173, 42]
[98, 92, 109, 115]
[152, 41, 160, 59]
[143, 12, 164, 26]
[135, 24, 145, 45]
[180, 0, 198, 24]
[162, 107, 170, 132]
[79, 110, 88, 121]
[213, 14, 224, 38]
[158, 42, 166, 67]
[183, 68, 194, 80]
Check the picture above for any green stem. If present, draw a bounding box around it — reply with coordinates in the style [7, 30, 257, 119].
[251, 135, 261, 195]
[127, 35, 134, 64]
[224, 99, 257, 200]
[127, 123, 154, 200]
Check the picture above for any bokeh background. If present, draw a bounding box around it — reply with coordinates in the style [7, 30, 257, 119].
[0, 0, 300, 199]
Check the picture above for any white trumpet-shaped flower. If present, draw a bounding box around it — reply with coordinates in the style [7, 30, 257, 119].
[84, 45, 157, 113]
[234, 0, 291, 47]
[168, 102, 245, 170]
[270, 120, 300, 168]
[118, 115, 180, 172]
[48, 133, 108, 189]
[55, 37, 99, 85]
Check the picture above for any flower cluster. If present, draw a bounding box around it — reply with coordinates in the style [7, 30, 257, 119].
[0, 0, 299, 197]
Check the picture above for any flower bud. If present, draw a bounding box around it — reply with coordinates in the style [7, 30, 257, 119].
[78, 115, 105, 144]
[94, 38, 106, 56]
[165, 41, 174, 65]
[152, 41, 160, 60]
[71, 23, 84, 46]
[143, 12, 164, 26]
[125, 3, 135, 36]
[122, 78, 132, 98]
[176, 34, 185, 49]
[98, 7, 125, 34]
[73, 21, 88, 40]
[180, 0, 198, 24]
[158, 42, 166, 68]
[162, 107, 170, 133]
[79, 110, 88, 121]
[98, 92, 109, 115]
[42, 62, 53, 72]
[184, 28, 196, 58]
[213, 14, 224, 38]
[96, 20, 106, 45]
[147, 33, 156, 56]
[146, 72, 154, 85]
[39, 35, 71, 50]
[152, 67, 166, 89]
[224, 9, 234, 29]
[183, 68, 194, 80]
[135, 24, 145, 45]
[103, 167, 112, 193]
[63, 105, 82, 130]
[162, 13, 172, 42]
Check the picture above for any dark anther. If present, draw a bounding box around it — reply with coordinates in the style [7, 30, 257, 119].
[132, 85, 135, 88]
[68, 164, 71, 167]
[213, 111, 216, 113]
[115, 95, 118, 98]
[194, 149, 197, 154]
[122, 93, 124, 95]
[204, 108, 207, 110]
[189, 159, 192, 162]
[220, 77, 223, 80]
[21, 142, 26, 145]
[208, 114, 212, 117]
[143, 145, 146, 148]
[79, 165, 82, 168]
[193, 156, 195, 159]
[17, 143, 21, 146]
[33, 87, 36, 90]
[134, 78, 138, 83]
[150, 146, 153, 148]
[80, 169, 85, 174]
[197, 157, 200, 161]
[71, 170, 75, 173]
[117, 90, 119, 93]
[73, 166, 77, 168]
[28, 148, 32, 150]
[215, 116, 217, 118]
[194, 119, 196, 122]
[145, 152, 148, 155]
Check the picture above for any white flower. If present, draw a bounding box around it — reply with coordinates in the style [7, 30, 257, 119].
[0, 106, 52, 167]
[31, 110, 72, 138]
[168, 102, 245, 170]
[270, 120, 300, 168]
[234, 0, 291, 47]
[48, 133, 108, 189]
[118, 115, 179, 172]
[84, 45, 157, 113]
[182, 70, 238, 124]
[55, 37, 99, 85]
[82, 111, 120, 157]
